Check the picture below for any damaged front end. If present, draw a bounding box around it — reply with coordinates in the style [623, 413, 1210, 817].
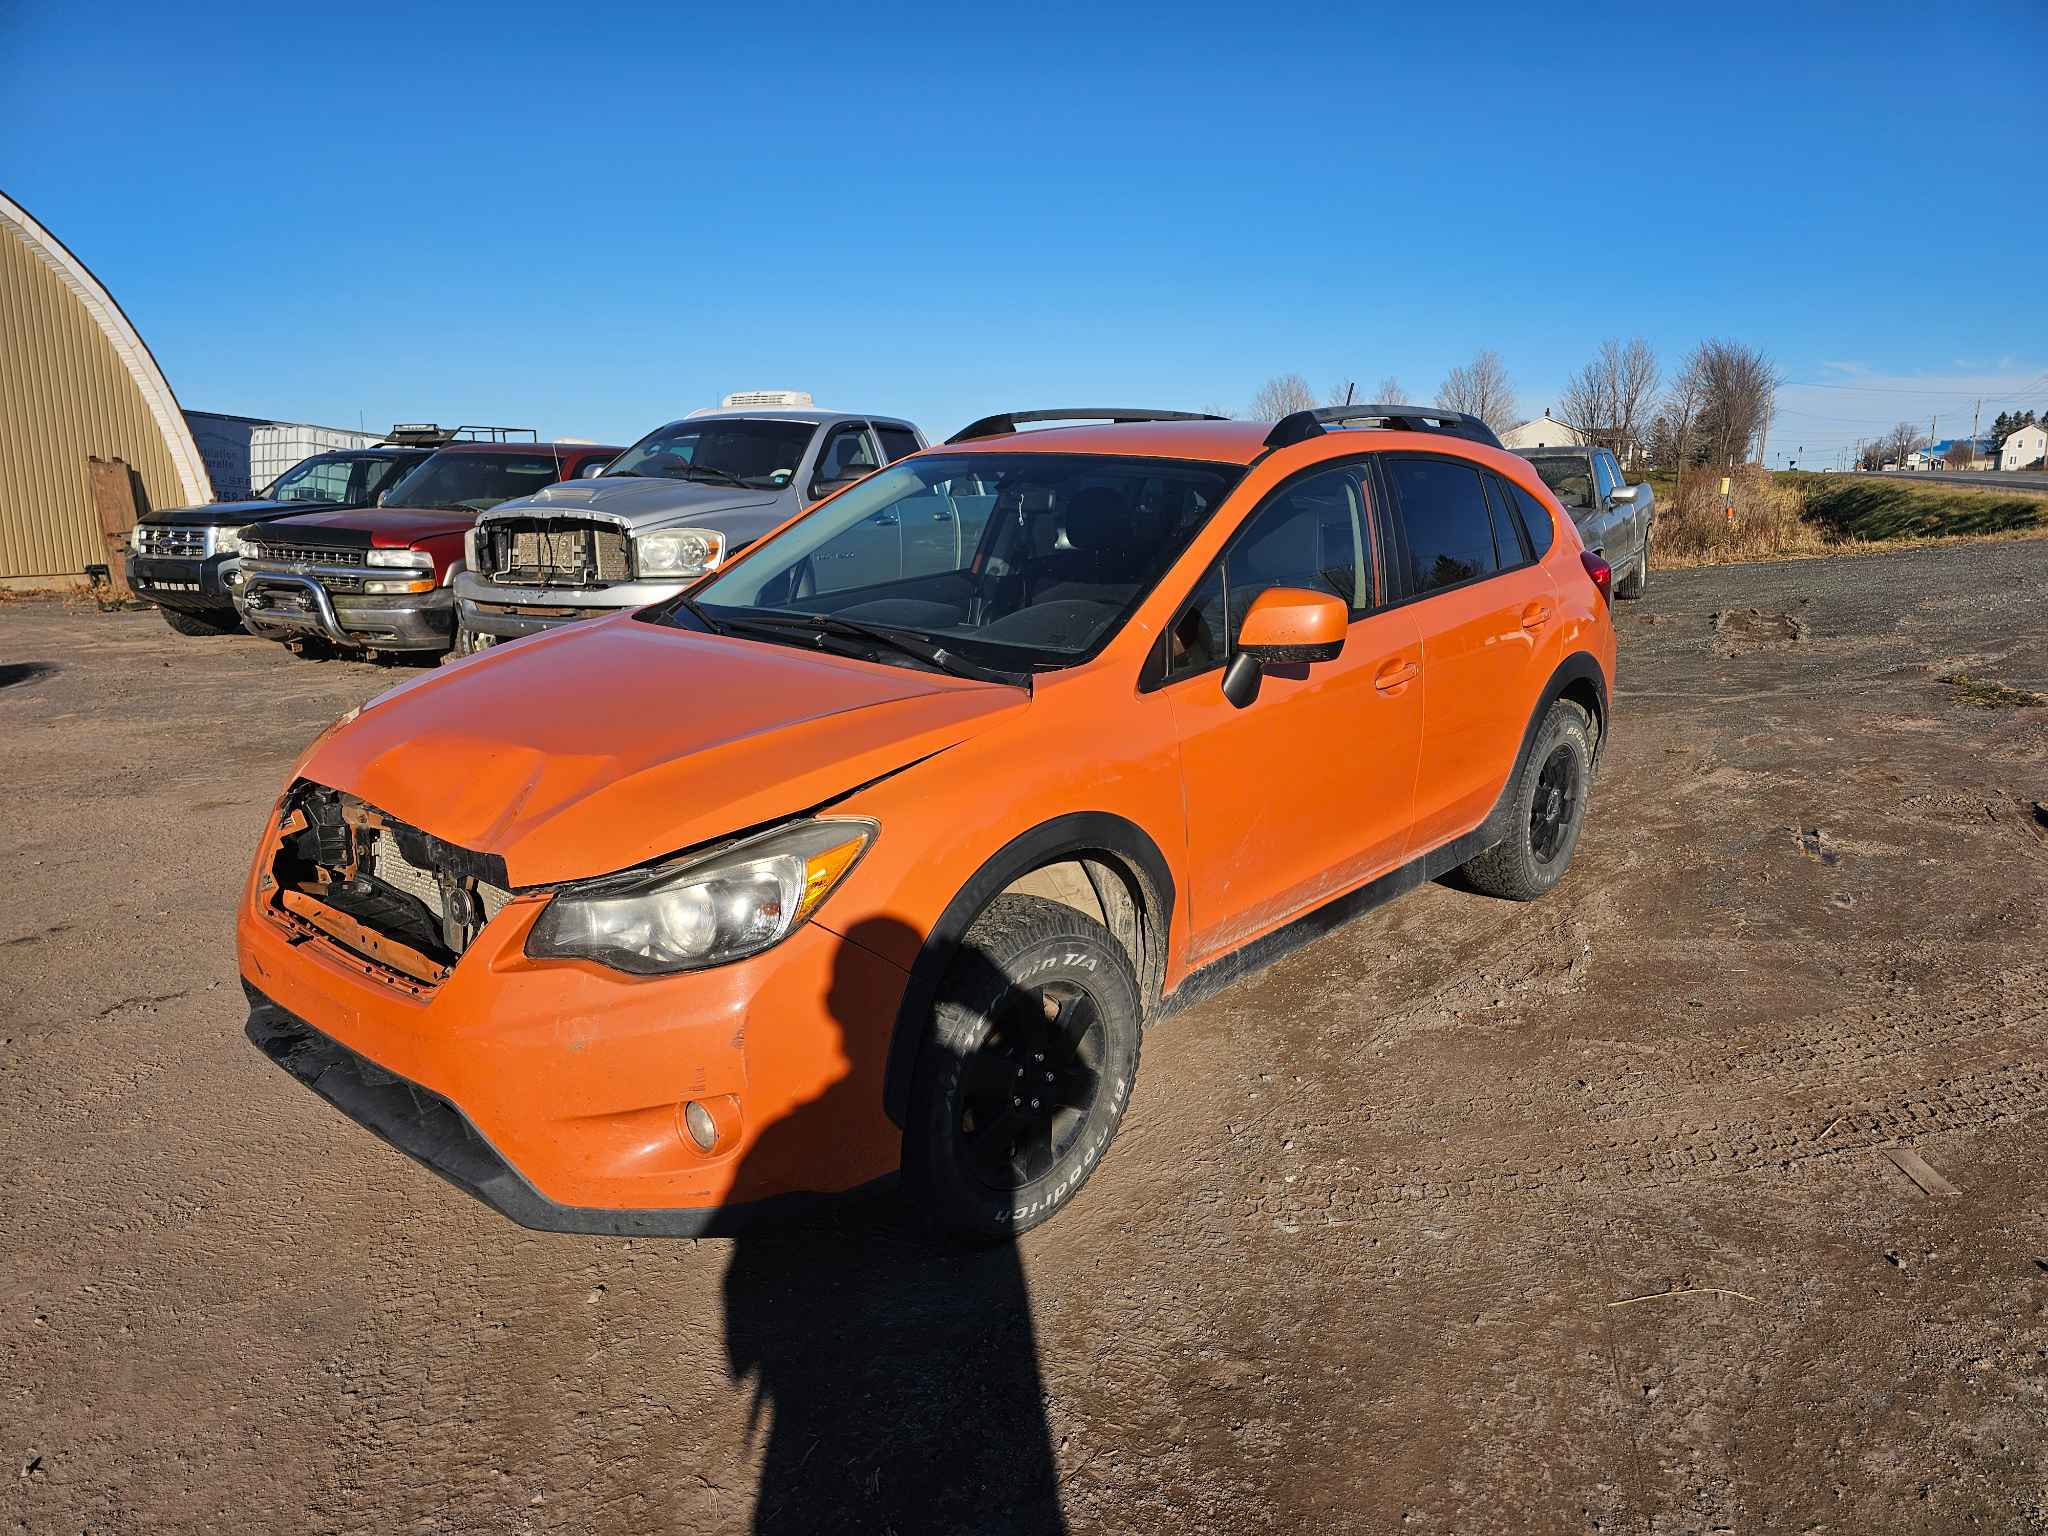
[257, 782, 517, 990]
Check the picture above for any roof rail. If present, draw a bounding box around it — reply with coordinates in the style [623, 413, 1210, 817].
[1262, 405, 1502, 452]
[381, 423, 539, 446]
[946, 408, 1228, 445]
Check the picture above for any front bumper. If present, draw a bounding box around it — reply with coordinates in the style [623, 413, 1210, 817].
[453, 568, 684, 640]
[126, 551, 239, 614]
[238, 569, 454, 652]
[236, 856, 909, 1227]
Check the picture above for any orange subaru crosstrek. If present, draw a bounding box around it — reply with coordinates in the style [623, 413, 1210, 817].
[239, 405, 1618, 1240]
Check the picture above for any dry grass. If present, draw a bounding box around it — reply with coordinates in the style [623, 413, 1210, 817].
[1651, 468, 2048, 571]
[1655, 466, 1829, 568]
[1938, 672, 2047, 710]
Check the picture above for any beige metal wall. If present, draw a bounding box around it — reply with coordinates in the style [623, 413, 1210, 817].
[0, 217, 198, 580]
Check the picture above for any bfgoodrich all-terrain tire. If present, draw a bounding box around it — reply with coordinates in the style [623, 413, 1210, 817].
[1457, 698, 1595, 901]
[903, 894, 1142, 1241]
[160, 606, 244, 637]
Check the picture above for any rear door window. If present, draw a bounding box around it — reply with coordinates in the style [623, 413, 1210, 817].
[875, 424, 922, 464]
[1384, 456, 1500, 595]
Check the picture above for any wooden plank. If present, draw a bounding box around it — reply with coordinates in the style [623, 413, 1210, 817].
[1881, 1147, 1960, 1198]
[87, 455, 139, 601]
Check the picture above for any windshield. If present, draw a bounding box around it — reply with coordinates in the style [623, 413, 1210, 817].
[679, 453, 1244, 670]
[381, 450, 571, 512]
[1528, 456, 1594, 510]
[604, 418, 816, 489]
[263, 452, 419, 506]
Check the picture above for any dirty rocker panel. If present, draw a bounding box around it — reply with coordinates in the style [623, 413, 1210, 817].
[243, 985, 891, 1237]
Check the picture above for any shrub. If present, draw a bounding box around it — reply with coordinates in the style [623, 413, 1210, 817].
[1655, 465, 1827, 565]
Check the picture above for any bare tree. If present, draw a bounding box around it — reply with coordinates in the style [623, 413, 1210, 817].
[1870, 421, 1927, 469]
[1680, 339, 1780, 469]
[1248, 373, 1319, 420]
[1655, 350, 1709, 498]
[1556, 338, 1660, 464]
[1943, 439, 1974, 470]
[1373, 376, 1407, 405]
[1435, 351, 1517, 432]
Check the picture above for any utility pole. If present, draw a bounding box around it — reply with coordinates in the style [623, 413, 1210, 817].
[1971, 397, 1982, 464]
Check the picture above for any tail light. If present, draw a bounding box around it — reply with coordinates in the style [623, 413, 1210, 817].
[1581, 550, 1612, 604]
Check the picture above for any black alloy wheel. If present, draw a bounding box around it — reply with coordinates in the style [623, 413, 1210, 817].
[1530, 744, 1581, 866]
[957, 978, 1105, 1190]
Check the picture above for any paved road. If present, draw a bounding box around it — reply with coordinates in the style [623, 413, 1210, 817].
[1848, 468, 2048, 494]
[5, 543, 2048, 1534]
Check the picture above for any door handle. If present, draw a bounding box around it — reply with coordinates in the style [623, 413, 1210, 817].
[1373, 659, 1420, 693]
[1520, 602, 1554, 631]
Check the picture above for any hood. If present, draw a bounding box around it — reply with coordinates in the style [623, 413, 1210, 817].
[482, 474, 783, 530]
[296, 614, 1026, 886]
[247, 507, 473, 549]
[144, 499, 344, 527]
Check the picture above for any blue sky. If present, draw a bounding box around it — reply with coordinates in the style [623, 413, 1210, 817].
[4, 0, 2043, 467]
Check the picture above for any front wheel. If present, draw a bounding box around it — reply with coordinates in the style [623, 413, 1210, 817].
[903, 894, 1142, 1241]
[1457, 698, 1594, 901]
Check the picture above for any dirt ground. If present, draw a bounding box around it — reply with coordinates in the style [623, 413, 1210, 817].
[5, 540, 2048, 1535]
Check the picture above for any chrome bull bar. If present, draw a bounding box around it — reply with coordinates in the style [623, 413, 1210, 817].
[238, 572, 351, 645]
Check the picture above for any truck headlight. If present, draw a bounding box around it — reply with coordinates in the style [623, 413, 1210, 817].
[129, 525, 147, 553]
[215, 526, 253, 558]
[366, 547, 433, 569]
[634, 528, 725, 580]
[526, 818, 875, 975]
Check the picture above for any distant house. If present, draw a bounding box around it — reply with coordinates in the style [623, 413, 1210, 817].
[1498, 410, 1586, 451]
[1913, 436, 1995, 472]
[2000, 423, 2047, 471]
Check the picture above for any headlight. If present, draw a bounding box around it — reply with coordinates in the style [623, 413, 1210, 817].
[634, 527, 725, 580]
[215, 526, 252, 558]
[463, 527, 480, 568]
[526, 818, 876, 975]
[366, 547, 432, 569]
[129, 525, 147, 553]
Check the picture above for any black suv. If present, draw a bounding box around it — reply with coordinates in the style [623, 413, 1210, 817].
[126, 445, 432, 635]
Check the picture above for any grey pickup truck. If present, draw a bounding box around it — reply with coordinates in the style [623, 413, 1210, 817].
[452, 405, 925, 652]
[1515, 445, 1655, 598]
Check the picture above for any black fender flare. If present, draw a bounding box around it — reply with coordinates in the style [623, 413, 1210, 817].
[879, 811, 1175, 1127]
[1478, 649, 1610, 844]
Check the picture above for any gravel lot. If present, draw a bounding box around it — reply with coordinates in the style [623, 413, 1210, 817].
[5, 540, 2048, 1534]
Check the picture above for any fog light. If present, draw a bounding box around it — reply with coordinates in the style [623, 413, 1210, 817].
[682, 1099, 717, 1151]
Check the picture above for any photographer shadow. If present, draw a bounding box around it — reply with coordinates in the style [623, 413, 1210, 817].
[722, 917, 1068, 1535]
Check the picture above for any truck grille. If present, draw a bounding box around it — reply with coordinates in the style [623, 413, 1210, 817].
[480, 519, 631, 586]
[248, 543, 366, 568]
[137, 526, 209, 558]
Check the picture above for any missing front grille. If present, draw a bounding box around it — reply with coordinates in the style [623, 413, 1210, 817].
[482, 517, 630, 586]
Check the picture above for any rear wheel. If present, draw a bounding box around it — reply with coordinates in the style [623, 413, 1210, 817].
[903, 894, 1142, 1241]
[1618, 530, 1650, 599]
[1458, 698, 1594, 901]
[160, 606, 243, 637]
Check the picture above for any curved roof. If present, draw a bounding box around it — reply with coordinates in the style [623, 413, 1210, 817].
[0, 188, 211, 505]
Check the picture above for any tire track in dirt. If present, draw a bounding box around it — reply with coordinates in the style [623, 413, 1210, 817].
[1255, 1055, 2048, 1232]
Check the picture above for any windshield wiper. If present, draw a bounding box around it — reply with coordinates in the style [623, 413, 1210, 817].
[676, 464, 751, 490]
[716, 612, 1029, 687]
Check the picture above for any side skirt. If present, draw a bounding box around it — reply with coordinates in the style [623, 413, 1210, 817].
[1158, 819, 1499, 1019]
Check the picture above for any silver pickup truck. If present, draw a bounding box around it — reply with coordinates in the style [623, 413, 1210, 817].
[1514, 445, 1654, 598]
[452, 405, 925, 652]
